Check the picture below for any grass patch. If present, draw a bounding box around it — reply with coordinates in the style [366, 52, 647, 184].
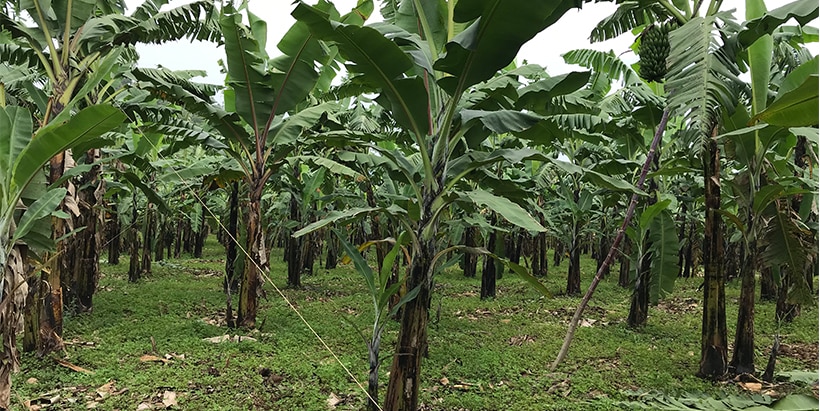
[13, 236, 819, 410]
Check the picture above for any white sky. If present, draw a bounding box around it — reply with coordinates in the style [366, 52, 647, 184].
[128, 0, 812, 86]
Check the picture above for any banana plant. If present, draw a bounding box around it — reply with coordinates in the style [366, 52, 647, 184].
[0, 103, 124, 408]
[292, 1, 590, 409]
[585, 0, 817, 379]
[335, 232, 418, 411]
[0, 0, 220, 354]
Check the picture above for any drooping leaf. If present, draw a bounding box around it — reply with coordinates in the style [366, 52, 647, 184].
[293, 205, 406, 238]
[289, 155, 361, 179]
[293, 4, 429, 138]
[515, 70, 591, 110]
[460, 109, 541, 134]
[461, 189, 546, 233]
[0, 106, 32, 189]
[648, 210, 679, 304]
[11, 187, 66, 244]
[434, 0, 579, 95]
[589, 1, 672, 43]
[738, 0, 819, 47]
[335, 230, 378, 311]
[751, 75, 818, 127]
[666, 14, 737, 139]
[14, 105, 125, 196]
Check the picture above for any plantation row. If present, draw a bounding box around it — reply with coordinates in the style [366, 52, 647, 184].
[1, 0, 818, 410]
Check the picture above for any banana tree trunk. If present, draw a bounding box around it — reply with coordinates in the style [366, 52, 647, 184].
[128, 193, 141, 283]
[66, 149, 104, 312]
[0, 245, 29, 408]
[174, 217, 183, 258]
[238, 185, 265, 328]
[193, 209, 206, 258]
[141, 204, 154, 277]
[287, 192, 302, 288]
[553, 241, 563, 267]
[325, 230, 339, 269]
[627, 247, 652, 328]
[367, 332, 382, 411]
[618, 237, 632, 287]
[731, 244, 756, 374]
[628, 177, 658, 328]
[462, 226, 478, 277]
[481, 216, 498, 299]
[225, 182, 240, 293]
[107, 202, 121, 265]
[384, 239, 434, 411]
[25, 151, 70, 354]
[760, 266, 777, 301]
[699, 131, 728, 379]
[566, 222, 581, 296]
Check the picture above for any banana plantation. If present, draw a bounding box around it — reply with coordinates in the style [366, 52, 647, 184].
[1, 0, 818, 409]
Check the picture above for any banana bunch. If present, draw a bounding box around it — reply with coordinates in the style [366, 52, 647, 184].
[638, 21, 676, 83]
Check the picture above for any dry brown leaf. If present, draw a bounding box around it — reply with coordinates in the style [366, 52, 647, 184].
[86, 401, 99, 409]
[202, 335, 257, 344]
[741, 382, 763, 392]
[25, 377, 38, 384]
[139, 354, 170, 365]
[440, 377, 449, 386]
[53, 358, 94, 374]
[326, 392, 341, 409]
[96, 381, 116, 399]
[137, 402, 153, 410]
[162, 391, 178, 408]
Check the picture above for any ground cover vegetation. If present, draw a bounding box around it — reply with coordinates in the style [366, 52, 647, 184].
[0, 0, 818, 409]
[13, 238, 820, 410]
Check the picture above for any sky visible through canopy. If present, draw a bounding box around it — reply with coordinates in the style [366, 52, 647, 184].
[128, 0, 811, 87]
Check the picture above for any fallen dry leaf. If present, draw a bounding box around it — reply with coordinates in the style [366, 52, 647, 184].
[96, 381, 116, 399]
[86, 401, 99, 409]
[327, 392, 341, 409]
[202, 335, 257, 344]
[139, 354, 170, 365]
[137, 402, 153, 410]
[25, 377, 38, 384]
[162, 391, 177, 408]
[741, 382, 763, 392]
[53, 358, 94, 374]
[580, 318, 597, 327]
[440, 377, 449, 386]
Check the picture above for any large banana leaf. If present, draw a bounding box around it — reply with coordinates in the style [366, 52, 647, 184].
[761, 204, 810, 275]
[434, 0, 578, 95]
[293, 4, 429, 138]
[751, 75, 818, 126]
[13, 104, 125, 196]
[393, 0, 448, 54]
[515, 70, 591, 111]
[0, 106, 31, 192]
[10, 187, 66, 245]
[220, 5, 275, 134]
[648, 210, 679, 304]
[737, 0, 819, 47]
[460, 109, 541, 134]
[666, 13, 737, 138]
[293, 204, 408, 238]
[461, 189, 546, 233]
